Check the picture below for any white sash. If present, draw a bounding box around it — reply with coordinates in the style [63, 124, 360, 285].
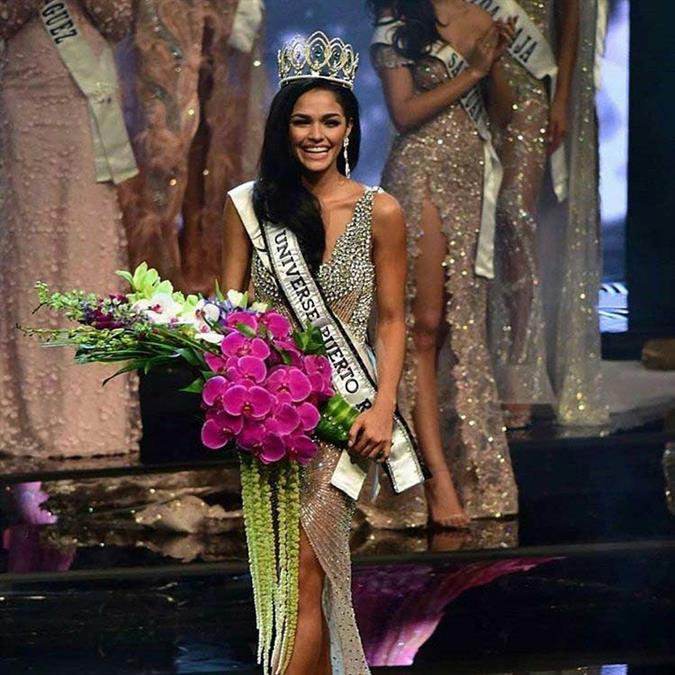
[228, 182, 426, 500]
[40, 0, 138, 185]
[372, 22, 502, 279]
[467, 0, 568, 201]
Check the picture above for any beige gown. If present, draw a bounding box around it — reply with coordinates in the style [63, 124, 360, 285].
[0, 1, 140, 458]
[363, 42, 519, 525]
[250, 188, 380, 674]
[488, 0, 556, 406]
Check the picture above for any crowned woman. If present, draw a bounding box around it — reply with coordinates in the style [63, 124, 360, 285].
[223, 32, 425, 674]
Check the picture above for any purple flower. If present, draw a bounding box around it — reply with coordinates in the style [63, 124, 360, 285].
[238, 422, 287, 464]
[220, 332, 270, 360]
[265, 366, 312, 404]
[285, 433, 317, 465]
[225, 311, 259, 333]
[202, 376, 230, 407]
[296, 401, 321, 432]
[200, 408, 244, 449]
[304, 354, 334, 398]
[204, 352, 229, 375]
[266, 402, 301, 436]
[221, 384, 275, 419]
[261, 311, 292, 339]
[225, 355, 267, 384]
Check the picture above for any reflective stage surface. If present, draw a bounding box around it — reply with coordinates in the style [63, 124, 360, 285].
[1, 372, 674, 673]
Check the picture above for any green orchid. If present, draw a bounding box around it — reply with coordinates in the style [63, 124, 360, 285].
[117, 262, 175, 303]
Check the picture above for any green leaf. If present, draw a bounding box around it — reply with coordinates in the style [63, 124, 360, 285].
[214, 280, 225, 302]
[236, 322, 256, 338]
[115, 270, 134, 286]
[181, 377, 205, 394]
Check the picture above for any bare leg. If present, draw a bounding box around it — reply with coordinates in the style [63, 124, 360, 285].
[285, 528, 331, 674]
[412, 197, 470, 529]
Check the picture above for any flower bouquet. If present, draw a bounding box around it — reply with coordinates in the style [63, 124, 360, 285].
[22, 263, 360, 673]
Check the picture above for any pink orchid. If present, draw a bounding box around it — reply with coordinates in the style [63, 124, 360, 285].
[204, 352, 229, 375]
[221, 331, 270, 360]
[221, 384, 275, 419]
[201, 418, 232, 449]
[266, 402, 301, 436]
[225, 355, 267, 384]
[238, 422, 287, 464]
[225, 310, 258, 332]
[200, 408, 244, 449]
[265, 366, 312, 404]
[285, 433, 317, 465]
[261, 311, 292, 339]
[304, 354, 334, 398]
[296, 401, 321, 432]
[202, 376, 229, 407]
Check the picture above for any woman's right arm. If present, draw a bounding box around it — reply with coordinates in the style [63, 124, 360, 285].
[0, 1, 40, 41]
[376, 25, 501, 133]
[221, 197, 252, 292]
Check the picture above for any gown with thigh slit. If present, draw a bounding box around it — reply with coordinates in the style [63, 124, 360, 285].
[250, 188, 379, 674]
[360, 43, 518, 526]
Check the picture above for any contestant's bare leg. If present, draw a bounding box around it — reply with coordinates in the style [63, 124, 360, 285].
[412, 197, 469, 528]
[286, 527, 331, 674]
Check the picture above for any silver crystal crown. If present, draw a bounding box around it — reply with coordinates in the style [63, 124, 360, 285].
[277, 31, 359, 90]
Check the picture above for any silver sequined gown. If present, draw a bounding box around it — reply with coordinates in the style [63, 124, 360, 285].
[367, 44, 518, 525]
[490, 0, 610, 425]
[488, 0, 556, 406]
[251, 188, 378, 674]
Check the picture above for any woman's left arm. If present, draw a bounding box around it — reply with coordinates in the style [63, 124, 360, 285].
[485, 18, 517, 129]
[549, 0, 580, 152]
[348, 192, 407, 463]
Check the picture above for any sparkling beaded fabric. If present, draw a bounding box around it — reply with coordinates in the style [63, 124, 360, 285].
[368, 45, 518, 522]
[0, 2, 140, 458]
[489, 0, 556, 406]
[251, 188, 379, 674]
[539, 0, 610, 425]
[490, 0, 608, 425]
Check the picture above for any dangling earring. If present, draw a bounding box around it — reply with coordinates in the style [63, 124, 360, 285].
[343, 136, 351, 179]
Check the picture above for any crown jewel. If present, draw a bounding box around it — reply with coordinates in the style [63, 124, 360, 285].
[277, 31, 359, 89]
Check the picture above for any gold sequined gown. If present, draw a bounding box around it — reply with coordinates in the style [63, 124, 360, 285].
[0, 1, 140, 458]
[366, 44, 518, 524]
[488, 0, 556, 406]
[251, 188, 378, 674]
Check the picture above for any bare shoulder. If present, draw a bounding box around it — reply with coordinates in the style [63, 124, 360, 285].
[372, 190, 405, 224]
[371, 190, 406, 244]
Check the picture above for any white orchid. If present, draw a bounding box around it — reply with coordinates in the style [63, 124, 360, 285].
[227, 289, 248, 308]
[251, 301, 269, 313]
[133, 293, 184, 325]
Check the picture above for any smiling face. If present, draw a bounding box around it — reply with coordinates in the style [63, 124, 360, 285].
[289, 88, 353, 176]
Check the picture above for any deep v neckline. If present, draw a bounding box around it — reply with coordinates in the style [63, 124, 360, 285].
[320, 188, 370, 269]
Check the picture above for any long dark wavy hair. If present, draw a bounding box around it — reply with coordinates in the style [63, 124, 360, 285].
[253, 79, 361, 272]
[366, 0, 442, 61]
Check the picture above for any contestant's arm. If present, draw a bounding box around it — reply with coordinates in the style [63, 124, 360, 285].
[485, 19, 517, 128]
[348, 191, 407, 460]
[378, 58, 485, 133]
[221, 196, 252, 292]
[549, 0, 579, 151]
[370, 192, 407, 414]
[0, 1, 40, 41]
[486, 61, 516, 129]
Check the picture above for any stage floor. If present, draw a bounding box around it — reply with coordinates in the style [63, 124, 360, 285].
[1, 368, 674, 674]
